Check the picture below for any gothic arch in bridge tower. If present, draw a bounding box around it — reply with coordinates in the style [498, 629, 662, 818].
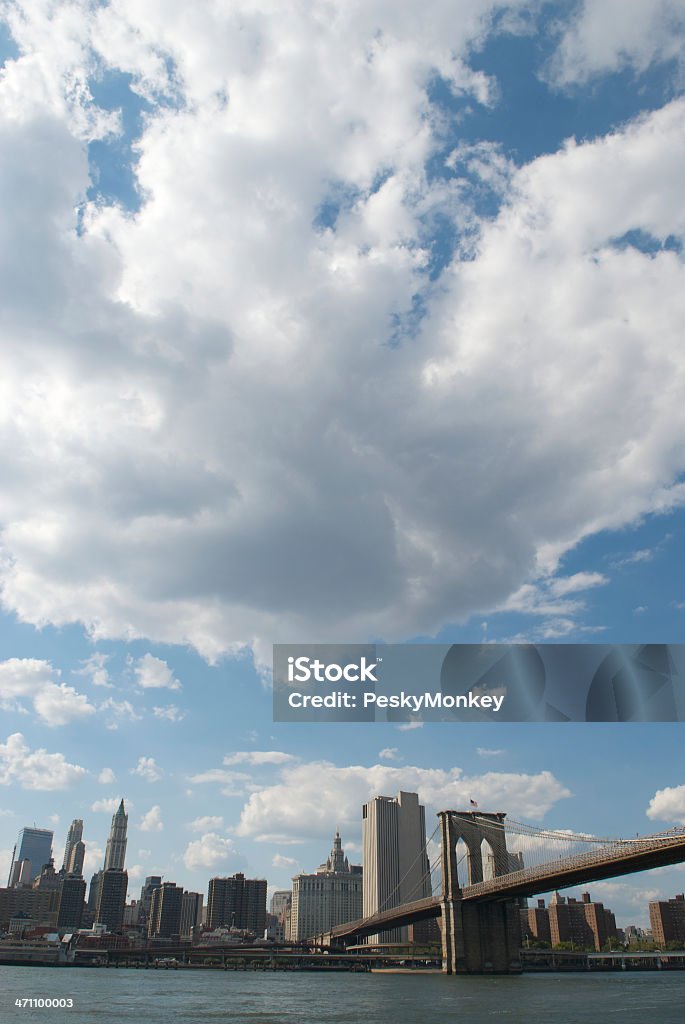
[440, 811, 510, 895]
[481, 838, 496, 881]
[455, 837, 469, 889]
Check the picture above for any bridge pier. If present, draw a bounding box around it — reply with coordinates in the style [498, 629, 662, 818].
[439, 810, 522, 974]
[441, 897, 522, 974]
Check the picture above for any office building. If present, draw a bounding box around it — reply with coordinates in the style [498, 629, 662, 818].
[88, 871, 102, 913]
[57, 876, 86, 930]
[139, 876, 163, 926]
[148, 882, 184, 939]
[271, 890, 292, 920]
[7, 827, 54, 887]
[62, 820, 85, 876]
[291, 831, 363, 941]
[95, 869, 128, 933]
[0, 887, 58, 929]
[123, 901, 141, 927]
[265, 912, 284, 941]
[32, 859, 61, 893]
[104, 800, 128, 871]
[180, 891, 204, 940]
[650, 893, 685, 946]
[207, 873, 267, 935]
[362, 791, 431, 943]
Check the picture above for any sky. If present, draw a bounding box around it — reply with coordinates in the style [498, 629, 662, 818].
[1, 0, 685, 930]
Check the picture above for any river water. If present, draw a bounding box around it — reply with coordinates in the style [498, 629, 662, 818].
[1, 967, 684, 1023]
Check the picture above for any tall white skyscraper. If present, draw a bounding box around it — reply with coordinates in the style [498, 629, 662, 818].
[362, 791, 431, 943]
[104, 800, 128, 871]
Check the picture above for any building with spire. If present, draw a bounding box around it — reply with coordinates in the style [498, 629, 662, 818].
[94, 799, 128, 932]
[104, 800, 128, 871]
[290, 831, 363, 941]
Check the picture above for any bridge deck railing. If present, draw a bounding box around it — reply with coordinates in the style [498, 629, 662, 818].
[463, 833, 685, 899]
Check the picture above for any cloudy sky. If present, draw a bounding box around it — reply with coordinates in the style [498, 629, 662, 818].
[1, 0, 685, 927]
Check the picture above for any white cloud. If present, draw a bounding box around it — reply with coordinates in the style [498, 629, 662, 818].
[134, 654, 181, 691]
[235, 761, 571, 841]
[397, 721, 424, 732]
[139, 805, 164, 832]
[0, 659, 95, 726]
[91, 796, 128, 813]
[476, 748, 506, 757]
[183, 832, 235, 871]
[33, 683, 96, 727]
[0, 658, 73, 701]
[378, 747, 400, 761]
[126, 863, 145, 887]
[99, 698, 142, 727]
[75, 652, 112, 688]
[189, 815, 224, 833]
[152, 704, 185, 722]
[223, 751, 296, 766]
[646, 784, 685, 825]
[546, 572, 609, 597]
[613, 548, 655, 567]
[131, 756, 163, 782]
[0, 732, 87, 790]
[81, 842, 104, 879]
[272, 853, 298, 870]
[188, 768, 251, 797]
[98, 767, 116, 784]
[0, 6, 683, 658]
[547, 0, 685, 86]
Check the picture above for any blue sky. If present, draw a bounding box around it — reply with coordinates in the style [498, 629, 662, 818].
[1, 0, 685, 928]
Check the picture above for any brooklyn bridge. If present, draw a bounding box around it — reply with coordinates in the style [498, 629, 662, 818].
[317, 810, 685, 974]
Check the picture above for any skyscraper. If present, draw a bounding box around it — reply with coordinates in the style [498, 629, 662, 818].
[92, 799, 129, 933]
[138, 876, 162, 928]
[148, 882, 184, 939]
[7, 827, 54, 887]
[362, 791, 431, 943]
[180, 891, 204, 940]
[207, 873, 267, 935]
[104, 800, 128, 870]
[62, 819, 85, 876]
[95, 869, 128, 933]
[57, 876, 86, 930]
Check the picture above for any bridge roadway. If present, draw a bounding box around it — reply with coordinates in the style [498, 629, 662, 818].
[328, 830, 685, 942]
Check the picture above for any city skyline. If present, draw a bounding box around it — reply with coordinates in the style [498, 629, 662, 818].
[4, 779, 685, 933]
[2, 0, 685, 938]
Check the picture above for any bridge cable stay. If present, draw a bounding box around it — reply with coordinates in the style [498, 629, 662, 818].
[371, 822, 441, 917]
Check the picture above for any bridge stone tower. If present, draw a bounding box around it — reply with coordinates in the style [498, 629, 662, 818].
[439, 811, 522, 974]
